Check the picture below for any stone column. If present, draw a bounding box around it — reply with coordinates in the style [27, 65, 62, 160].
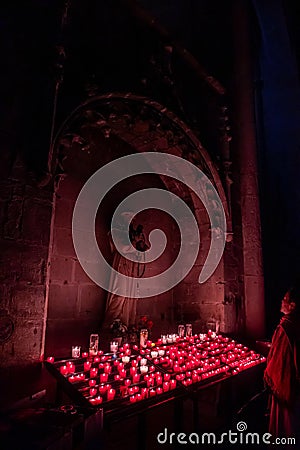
[231, 0, 265, 338]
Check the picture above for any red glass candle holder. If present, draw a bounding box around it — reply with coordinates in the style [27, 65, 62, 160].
[100, 373, 108, 383]
[99, 384, 107, 395]
[68, 363, 75, 373]
[163, 382, 170, 392]
[133, 374, 140, 384]
[107, 388, 116, 401]
[60, 365, 68, 375]
[170, 379, 177, 389]
[90, 368, 98, 378]
[84, 362, 92, 371]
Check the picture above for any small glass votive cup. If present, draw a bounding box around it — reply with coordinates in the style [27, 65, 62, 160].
[72, 346, 81, 358]
[178, 324, 185, 338]
[110, 341, 119, 353]
[185, 324, 192, 337]
[140, 329, 148, 348]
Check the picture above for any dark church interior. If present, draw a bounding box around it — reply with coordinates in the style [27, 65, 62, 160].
[1, 0, 300, 449]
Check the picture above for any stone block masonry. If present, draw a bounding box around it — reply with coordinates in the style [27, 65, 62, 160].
[0, 159, 53, 367]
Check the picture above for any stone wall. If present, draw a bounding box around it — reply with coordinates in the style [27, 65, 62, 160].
[0, 158, 53, 367]
[45, 174, 106, 358]
[44, 138, 178, 356]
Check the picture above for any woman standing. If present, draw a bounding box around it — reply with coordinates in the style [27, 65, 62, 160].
[264, 284, 300, 443]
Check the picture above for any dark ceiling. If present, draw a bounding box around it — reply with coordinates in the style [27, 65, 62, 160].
[0, 0, 235, 172]
[1, 0, 299, 171]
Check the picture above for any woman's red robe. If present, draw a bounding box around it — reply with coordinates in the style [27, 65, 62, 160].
[264, 311, 300, 439]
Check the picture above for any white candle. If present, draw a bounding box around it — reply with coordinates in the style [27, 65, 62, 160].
[167, 335, 173, 344]
[158, 349, 165, 356]
[150, 351, 158, 358]
[161, 335, 167, 344]
[122, 356, 130, 364]
[140, 365, 148, 374]
[140, 358, 147, 366]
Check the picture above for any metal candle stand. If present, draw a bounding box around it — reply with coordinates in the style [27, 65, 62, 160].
[44, 333, 266, 448]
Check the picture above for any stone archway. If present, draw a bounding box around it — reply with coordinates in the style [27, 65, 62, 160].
[43, 94, 232, 356]
[51, 94, 229, 220]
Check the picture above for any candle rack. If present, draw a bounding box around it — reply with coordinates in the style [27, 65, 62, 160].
[44, 332, 266, 414]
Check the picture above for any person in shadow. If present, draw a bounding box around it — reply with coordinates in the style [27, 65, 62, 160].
[264, 283, 300, 445]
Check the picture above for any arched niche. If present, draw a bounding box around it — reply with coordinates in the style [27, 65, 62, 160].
[44, 94, 231, 356]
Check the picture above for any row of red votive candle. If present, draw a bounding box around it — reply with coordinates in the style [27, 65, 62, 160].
[89, 387, 116, 401]
[129, 386, 164, 402]
[229, 356, 266, 370]
[89, 379, 177, 405]
[89, 366, 175, 389]
[180, 365, 230, 385]
[87, 367, 178, 403]
[60, 361, 76, 375]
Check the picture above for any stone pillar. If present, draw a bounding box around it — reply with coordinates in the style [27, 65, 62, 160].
[231, 0, 265, 338]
